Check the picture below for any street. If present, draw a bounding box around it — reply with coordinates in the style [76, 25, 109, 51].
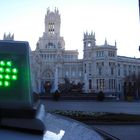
[92, 125, 140, 140]
[42, 100, 140, 114]
[41, 100, 140, 140]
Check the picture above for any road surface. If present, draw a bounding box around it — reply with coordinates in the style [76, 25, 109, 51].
[42, 100, 140, 114]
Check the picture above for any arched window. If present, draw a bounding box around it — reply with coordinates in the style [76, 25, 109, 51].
[48, 42, 53, 47]
[48, 42, 55, 49]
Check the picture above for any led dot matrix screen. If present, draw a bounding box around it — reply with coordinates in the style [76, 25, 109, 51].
[0, 60, 18, 87]
[0, 41, 32, 107]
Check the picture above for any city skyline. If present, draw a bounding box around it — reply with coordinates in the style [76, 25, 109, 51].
[0, 0, 139, 58]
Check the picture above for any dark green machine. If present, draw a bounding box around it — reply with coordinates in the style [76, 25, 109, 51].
[0, 40, 45, 134]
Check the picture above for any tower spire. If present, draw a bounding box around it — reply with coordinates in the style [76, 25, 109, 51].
[115, 40, 117, 47]
[104, 38, 108, 45]
[45, 7, 60, 37]
[47, 7, 50, 14]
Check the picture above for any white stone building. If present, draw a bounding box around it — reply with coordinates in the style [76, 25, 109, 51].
[31, 8, 140, 98]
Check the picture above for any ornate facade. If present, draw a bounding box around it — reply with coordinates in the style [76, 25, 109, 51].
[31, 8, 140, 98]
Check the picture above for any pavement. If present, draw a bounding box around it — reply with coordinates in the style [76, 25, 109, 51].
[93, 125, 140, 140]
[1, 100, 140, 139]
[42, 100, 140, 140]
[0, 104, 104, 140]
[44, 112, 104, 140]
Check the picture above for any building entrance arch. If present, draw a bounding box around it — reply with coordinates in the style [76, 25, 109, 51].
[41, 69, 54, 93]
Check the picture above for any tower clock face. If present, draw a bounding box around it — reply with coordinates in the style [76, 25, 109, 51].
[87, 42, 91, 47]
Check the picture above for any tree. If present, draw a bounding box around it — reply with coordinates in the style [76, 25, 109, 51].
[97, 91, 105, 101]
[124, 73, 140, 100]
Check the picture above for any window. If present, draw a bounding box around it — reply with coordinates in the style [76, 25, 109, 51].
[89, 63, 91, 74]
[102, 62, 104, 66]
[96, 62, 98, 66]
[124, 69, 127, 76]
[72, 71, 75, 77]
[108, 51, 115, 57]
[84, 42, 86, 47]
[118, 69, 120, 76]
[109, 79, 116, 89]
[111, 67, 114, 75]
[96, 79, 98, 90]
[48, 22, 55, 34]
[79, 71, 82, 77]
[65, 68, 69, 76]
[84, 64, 86, 73]
[99, 67, 102, 75]
[129, 70, 131, 75]
[48, 42, 55, 48]
[109, 79, 111, 89]
[96, 79, 105, 90]
[89, 79, 92, 89]
[96, 51, 104, 57]
[118, 83, 121, 91]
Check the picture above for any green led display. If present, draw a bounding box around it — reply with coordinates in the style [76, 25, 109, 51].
[5, 75, 10, 80]
[0, 60, 18, 87]
[0, 41, 32, 108]
[0, 61, 5, 66]
[0, 81, 3, 86]
[4, 81, 10, 87]
[0, 67, 4, 73]
[5, 68, 11, 73]
[12, 68, 18, 74]
[0, 74, 3, 79]
[12, 75, 17, 80]
[6, 61, 12, 67]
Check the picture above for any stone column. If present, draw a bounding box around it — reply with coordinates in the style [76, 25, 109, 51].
[54, 65, 58, 91]
[84, 73, 88, 93]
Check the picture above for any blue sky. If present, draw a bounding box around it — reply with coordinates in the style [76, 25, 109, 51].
[0, 0, 139, 58]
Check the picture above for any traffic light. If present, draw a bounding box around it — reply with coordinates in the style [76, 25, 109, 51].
[0, 40, 32, 108]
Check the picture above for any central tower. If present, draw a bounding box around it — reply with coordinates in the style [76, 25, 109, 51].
[45, 8, 60, 37]
[36, 8, 65, 50]
[32, 7, 79, 93]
